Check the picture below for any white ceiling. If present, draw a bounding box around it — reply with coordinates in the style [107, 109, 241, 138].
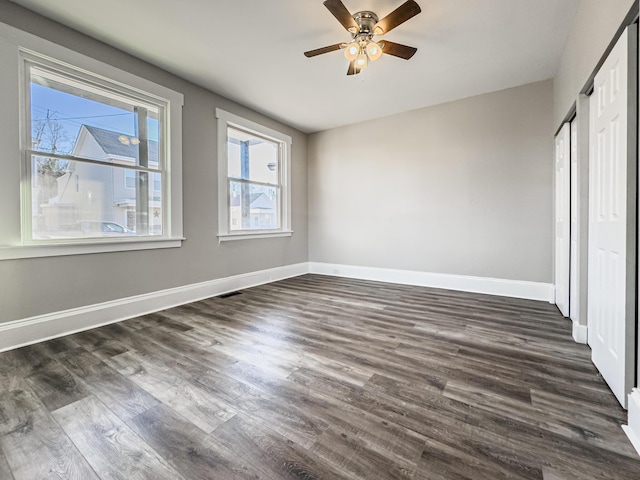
[10, 0, 580, 133]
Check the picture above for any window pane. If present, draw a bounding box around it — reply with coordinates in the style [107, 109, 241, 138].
[227, 127, 279, 185]
[31, 155, 163, 239]
[229, 181, 279, 231]
[124, 170, 135, 189]
[30, 67, 160, 169]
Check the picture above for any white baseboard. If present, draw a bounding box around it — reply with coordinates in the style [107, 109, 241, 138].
[308, 262, 555, 302]
[622, 389, 640, 456]
[0, 262, 309, 353]
[571, 319, 588, 344]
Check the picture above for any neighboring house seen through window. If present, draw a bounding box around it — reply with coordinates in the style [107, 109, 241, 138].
[216, 109, 292, 241]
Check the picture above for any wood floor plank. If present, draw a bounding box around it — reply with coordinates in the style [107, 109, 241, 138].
[0, 377, 99, 480]
[310, 426, 417, 480]
[57, 348, 159, 420]
[106, 350, 237, 433]
[37, 337, 81, 356]
[443, 380, 638, 458]
[186, 359, 329, 449]
[0, 345, 54, 377]
[0, 445, 14, 480]
[23, 357, 91, 412]
[415, 434, 542, 480]
[211, 413, 355, 480]
[52, 395, 184, 480]
[127, 403, 270, 480]
[530, 388, 627, 420]
[90, 339, 130, 361]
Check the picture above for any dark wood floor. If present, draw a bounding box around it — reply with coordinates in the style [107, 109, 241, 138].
[1, 274, 639, 479]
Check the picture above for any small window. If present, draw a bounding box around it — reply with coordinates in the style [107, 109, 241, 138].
[216, 109, 292, 240]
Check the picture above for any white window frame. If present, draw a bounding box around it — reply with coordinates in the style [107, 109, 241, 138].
[216, 108, 292, 241]
[0, 21, 184, 260]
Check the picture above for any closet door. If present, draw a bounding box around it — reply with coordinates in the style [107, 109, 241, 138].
[588, 26, 637, 408]
[569, 119, 579, 322]
[554, 123, 570, 318]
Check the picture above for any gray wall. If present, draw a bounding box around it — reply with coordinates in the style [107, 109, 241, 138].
[0, 2, 308, 323]
[308, 80, 554, 283]
[553, 0, 635, 126]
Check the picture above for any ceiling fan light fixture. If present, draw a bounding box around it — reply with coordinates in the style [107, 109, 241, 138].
[355, 52, 368, 68]
[344, 42, 360, 61]
[366, 41, 383, 61]
[304, 0, 421, 75]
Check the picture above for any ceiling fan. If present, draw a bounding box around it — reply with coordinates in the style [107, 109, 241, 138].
[304, 0, 421, 75]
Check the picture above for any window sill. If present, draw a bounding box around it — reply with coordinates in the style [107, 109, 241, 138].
[218, 231, 293, 242]
[0, 237, 184, 261]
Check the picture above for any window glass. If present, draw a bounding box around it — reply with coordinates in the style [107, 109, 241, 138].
[25, 62, 168, 241]
[227, 127, 279, 185]
[30, 157, 163, 239]
[226, 127, 282, 232]
[30, 68, 161, 167]
[229, 181, 279, 231]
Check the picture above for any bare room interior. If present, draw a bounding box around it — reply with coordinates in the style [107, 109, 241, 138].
[1, 0, 640, 479]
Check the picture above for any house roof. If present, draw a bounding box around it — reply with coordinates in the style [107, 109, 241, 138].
[82, 125, 159, 162]
[230, 192, 275, 210]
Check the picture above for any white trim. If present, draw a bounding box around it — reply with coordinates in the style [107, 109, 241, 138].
[0, 262, 309, 353]
[309, 262, 555, 302]
[218, 231, 293, 242]
[571, 320, 588, 344]
[215, 108, 292, 144]
[0, 237, 184, 260]
[622, 389, 640, 456]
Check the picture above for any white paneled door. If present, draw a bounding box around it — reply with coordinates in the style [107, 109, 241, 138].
[569, 119, 579, 323]
[555, 123, 570, 318]
[588, 26, 636, 408]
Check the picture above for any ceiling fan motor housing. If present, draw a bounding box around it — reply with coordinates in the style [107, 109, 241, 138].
[350, 11, 380, 38]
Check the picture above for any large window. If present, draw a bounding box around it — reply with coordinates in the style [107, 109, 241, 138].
[24, 57, 165, 240]
[216, 109, 292, 240]
[0, 22, 183, 259]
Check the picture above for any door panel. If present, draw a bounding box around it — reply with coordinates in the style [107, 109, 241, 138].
[588, 26, 636, 408]
[555, 123, 570, 317]
[569, 120, 579, 322]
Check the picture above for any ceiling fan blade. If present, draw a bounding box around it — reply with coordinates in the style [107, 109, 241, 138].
[347, 61, 361, 75]
[380, 41, 417, 59]
[323, 0, 358, 31]
[374, 0, 421, 35]
[304, 43, 344, 57]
